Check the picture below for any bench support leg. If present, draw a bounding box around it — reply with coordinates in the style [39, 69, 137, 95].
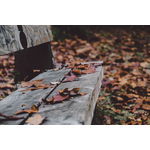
[15, 42, 55, 84]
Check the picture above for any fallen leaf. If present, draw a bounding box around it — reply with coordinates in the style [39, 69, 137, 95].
[72, 69, 82, 75]
[76, 64, 89, 70]
[79, 92, 86, 96]
[53, 94, 69, 103]
[127, 94, 139, 98]
[76, 46, 92, 55]
[0, 84, 15, 89]
[82, 68, 97, 74]
[140, 62, 149, 68]
[62, 72, 79, 82]
[131, 82, 137, 88]
[33, 70, 41, 72]
[138, 81, 146, 87]
[118, 78, 128, 85]
[25, 114, 46, 125]
[142, 104, 150, 111]
[142, 115, 147, 121]
[128, 121, 138, 125]
[18, 79, 53, 91]
[43, 88, 86, 104]
[20, 85, 53, 91]
[117, 97, 124, 101]
[15, 105, 38, 115]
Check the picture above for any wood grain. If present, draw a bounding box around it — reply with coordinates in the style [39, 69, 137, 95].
[0, 68, 70, 125]
[30, 65, 104, 125]
[0, 61, 104, 125]
[0, 25, 53, 55]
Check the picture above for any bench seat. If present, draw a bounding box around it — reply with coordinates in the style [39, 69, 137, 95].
[0, 61, 103, 125]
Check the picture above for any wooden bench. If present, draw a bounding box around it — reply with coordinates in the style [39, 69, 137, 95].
[0, 25, 104, 125]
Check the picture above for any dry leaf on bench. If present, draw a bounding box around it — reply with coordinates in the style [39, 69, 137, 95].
[62, 72, 79, 82]
[20, 85, 53, 91]
[15, 105, 38, 115]
[82, 68, 97, 74]
[25, 114, 46, 125]
[43, 88, 86, 104]
[19, 79, 53, 91]
[72, 69, 82, 75]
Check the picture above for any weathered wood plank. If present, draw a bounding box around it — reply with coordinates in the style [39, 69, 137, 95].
[0, 25, 53, 55]
[30, 65, 104, 125]
[0, 68, 70, 125]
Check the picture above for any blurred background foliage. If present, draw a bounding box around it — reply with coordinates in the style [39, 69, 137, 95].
[52, 25, 150, 41]
[52, 25, 94, 41]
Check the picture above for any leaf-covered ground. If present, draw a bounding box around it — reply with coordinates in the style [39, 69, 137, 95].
[1, 26, 150, 125]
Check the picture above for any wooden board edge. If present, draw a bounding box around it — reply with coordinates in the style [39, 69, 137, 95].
[84, 66, 104, 125]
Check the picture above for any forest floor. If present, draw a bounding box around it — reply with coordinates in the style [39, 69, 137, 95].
[0, 26, 150, 125]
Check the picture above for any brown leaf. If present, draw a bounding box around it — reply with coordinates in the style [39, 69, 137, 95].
[79, 92, 86, 96]
[131, 82, 137, 88]
[138, 81, 146, 87]
[33, 70, 41, 72]
[25, 114, 46, 125]
[15, 105, 38, 115]
[76, 64, 89, 70]
[20, 85, 53, 91]
[132, 70, 141, 75]
[3, 59, 8, 67]
[51, 41, 58, 46]
[18, 79, 53, 91]
[114, 109, 121, 114]
[72, 69, 82, 75]
[53, 94, 69, 103]
[142, 115, 147, 121]
[127, 94, 139, 98]
[43, 88, 86, 104]
[135, 99, 143, 105]
[82, 68, 97, 74]
[118, 78, 128, 85]
[140, 62, 149, 68]
[117, 97, 124, 101]
[142, 104, 150, 111]
[129, 121, 138, 125]
[59, 88, 70, 95]
[71, 88, 80, 93]
[62, 73, 79, 82]
[0, 84, 15, 89]
[76, 46, 92, 55]
[46, 94, 69, 104]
